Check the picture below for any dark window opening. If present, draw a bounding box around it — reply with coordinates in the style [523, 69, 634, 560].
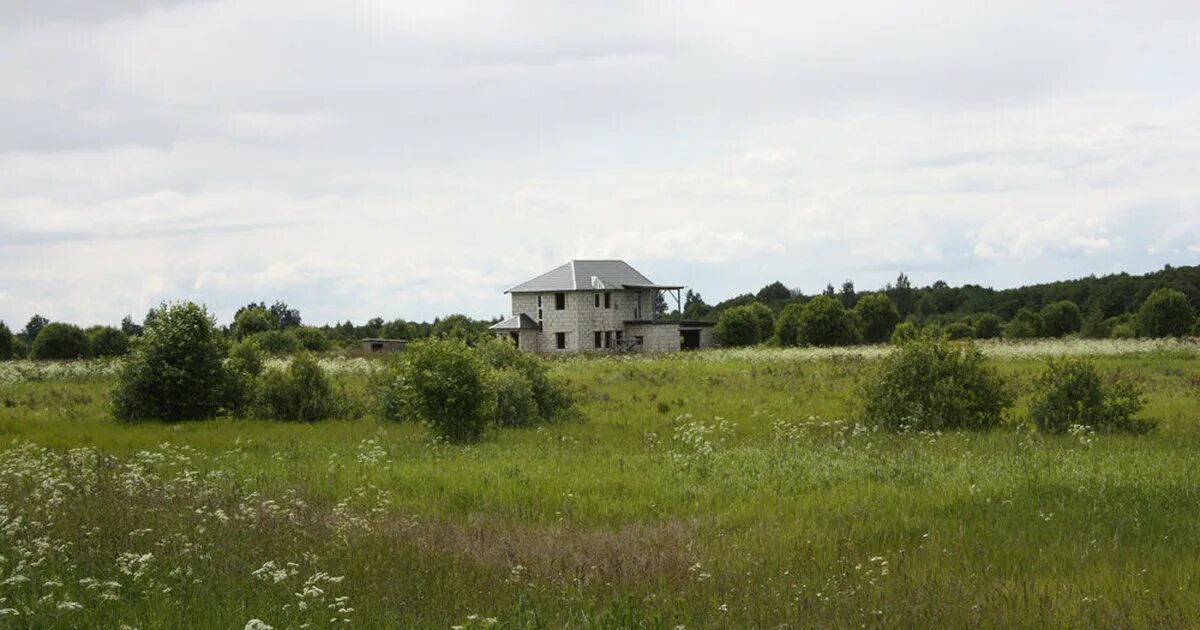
[594, 331, 602, 348]
[634, 335, 644, 347]
[604, 292, 611, 308]
[509, 332, 520, 346]
[616, 330, 623, 343]
[555, 293, 566, 310]
[594, 293, 600, 307]
[370, 342, 383, 351]
[555, 332, 566, 349]
[604, 331, 613, 348]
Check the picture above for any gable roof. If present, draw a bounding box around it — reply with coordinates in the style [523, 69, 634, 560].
[506, 260, 678, 293]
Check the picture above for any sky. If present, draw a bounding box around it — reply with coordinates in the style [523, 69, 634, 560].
[2, 0, 1198, 328]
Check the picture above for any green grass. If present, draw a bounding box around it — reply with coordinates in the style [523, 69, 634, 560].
[1, 342, 1199, 627]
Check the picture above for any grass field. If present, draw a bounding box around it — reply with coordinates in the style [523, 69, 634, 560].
[2, 339, 1200, 628]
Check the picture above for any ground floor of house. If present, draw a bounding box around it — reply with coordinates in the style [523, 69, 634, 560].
[497, 320, 716, 353]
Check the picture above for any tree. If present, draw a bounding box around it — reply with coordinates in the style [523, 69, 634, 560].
[715, 304, 765, 347]
[822, 283, 836, 298]
[839, 280, 857, 308]
[1137, 288, 1194, 338]
[87, 326, 130, 357]
[1079, 309, 1110, 339]
[431, 314, 485, 344]
[682, 290, 712, 319]
[381, 319, 415, 339]
[112, 302, 234, 422]
[775, 303, 804, 347]
[232, 304, 277, 339]
[31, 323, 90, 359]
[756, 281, 792, 302]
[790, 295, 859, 347]
[1039, 300, 1082, 337]
[0, 321, 12, 360]
[1004, 308, 1041, 339]
[888, 272, 917, 316]
[22, 314, 49, 343]
[269, 300, 302, 329]
[973, 313, 1003, 339]
[653, 292, 669, 317]
[853, 293, 901, 343]
[291, 327, 331, 352]
[914, 294, 939, 320]
[747, 302, 774, 342]
[384, 338, 493, 443]
[120, 315, 144, 337]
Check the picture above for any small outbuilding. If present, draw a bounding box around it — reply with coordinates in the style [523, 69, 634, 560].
[361, 338, 408, 353]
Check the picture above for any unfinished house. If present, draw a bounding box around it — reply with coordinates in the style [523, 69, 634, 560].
[489, 260, 716, 353]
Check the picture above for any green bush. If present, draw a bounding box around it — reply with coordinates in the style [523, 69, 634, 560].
[477, 337, 571, 424]
[1039, 301, 1082, 337]
[86, 325, 130, 357]
[112, 302, 234, 422]
[491, 368, 538, 428]
[0, 321, 12, 360]
[854, 293, 901, 343]
[381, 338, 493, 443]
[773, 303, 804, 347]
[292, 326, 331, 352]
[1137, 288, 1194, 338]
[747, 303, 775, 343]
[890, 321, 919, 345]
[973, 313, 1003, 339]
[1004, 308, 1041, 339]
[254, 353, 337, 422]
[1028, 358, 1150, 434]
[791, 296, 859, 347]
[859, 335, 1011, 431]
[1110, 323, 1136, 339]
[31, 322, 90, 359]
[250, 329, 303, 355]
[944, 321, 974, 340]
[431, 314, 485, 344]
[716, 304, 765, 347]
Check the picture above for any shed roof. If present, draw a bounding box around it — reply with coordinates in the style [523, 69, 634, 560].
[506, 260, 677, 293]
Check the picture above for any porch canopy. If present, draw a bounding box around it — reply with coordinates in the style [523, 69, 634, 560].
[489, 314, 541, 331]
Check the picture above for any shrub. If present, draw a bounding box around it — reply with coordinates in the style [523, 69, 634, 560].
[477, 337, 571, 423]
[491, 368, 538, 428]
[747, 303, 775, 343]
[112, 302, 233, 422]
[292, 326, 331, 352]
[859, 335, 1011, 431]
[854, 294, 901, 343]
[382, 338, 493, 443]
[774, 303, 804, 347]
[381, 319, 415, 340]
[716, 305, 765, 347]
[232, 305, 277, 339]
[1004, 308, 1041, 339]
[973, 313, 1003, 339]
[431, 314, 485, 344]
[792, 296, 859, 347]
[31, 322, 90, 359]
[1137, 288, 1194, 338]
[251, 329, 303, 355]
[944, 321, 974, 340]
[0, 321, 12, 360]
[87, 326, 130, 357]
[1028, 358, 1150, 434]
[1110, 322, 1136, 339]
[891, 321, 919, 345]
[1039, 301, 1082, 337]
[254, 353, 337, 422]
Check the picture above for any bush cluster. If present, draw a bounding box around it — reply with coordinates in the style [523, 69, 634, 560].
[253, 353, 337, 422]
[31, 323, 91, 359]
[1028, 358, 1150, 434]
[715, 303, 774, 347]
[378, 337, 572, 442]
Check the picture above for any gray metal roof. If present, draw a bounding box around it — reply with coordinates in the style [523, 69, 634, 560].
[489, 314, 541, 330]
[506, 260, 670, 293]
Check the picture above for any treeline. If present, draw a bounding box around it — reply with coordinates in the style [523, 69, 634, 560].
[677, 264, 1200, 346]
[0, 300, 499, 361]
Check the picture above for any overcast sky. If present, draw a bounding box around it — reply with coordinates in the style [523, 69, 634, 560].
[2, 1, 1198, 328]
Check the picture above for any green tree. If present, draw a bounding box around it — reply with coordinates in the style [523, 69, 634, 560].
[233, 305, 277, 339]
[747, 303, 775, 343]
[86, 325, 130, 357]
[792, 295, 859, 347]
[973, 313, 1003, 339]
[1079, 309, 1110, 339]
[891, 321, 919, 345]
[1004, 308, 1041, 339]
[944, 321, 974, 340]
[384, 338, 493, 443]
[1137, 288, 1194, 338]
[269, 300, 302, 329]
[775, 303, 805, 347]
[715, 304, 764, 347]
[1039, 300, 1082, 337]
[682, 290, 712, 320]
[292, 326, 331, 352]
[31, 323, 90, 359]
[380, 319, 415, 340]
[112, 302, 234, 422]
[431, 314, 485, 344]
[120, 315, 144, 337]
[756, 281, 792, 302]
[0, 321, 12, 360]
[22, 314, 49, 343]
[853, 293, 901, 343]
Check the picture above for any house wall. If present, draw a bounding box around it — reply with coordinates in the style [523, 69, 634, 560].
[623, 323, 681, 353]
[511, 289, 652, 353]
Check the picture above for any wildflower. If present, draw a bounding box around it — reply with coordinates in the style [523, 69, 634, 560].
[244, 620, 274, 630]
[57, 601, 84, 611]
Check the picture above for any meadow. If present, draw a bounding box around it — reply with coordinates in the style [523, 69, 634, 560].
[2, 338, 1200, 628]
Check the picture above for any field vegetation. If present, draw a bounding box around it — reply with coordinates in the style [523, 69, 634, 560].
[1, 335, 1199, 627]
